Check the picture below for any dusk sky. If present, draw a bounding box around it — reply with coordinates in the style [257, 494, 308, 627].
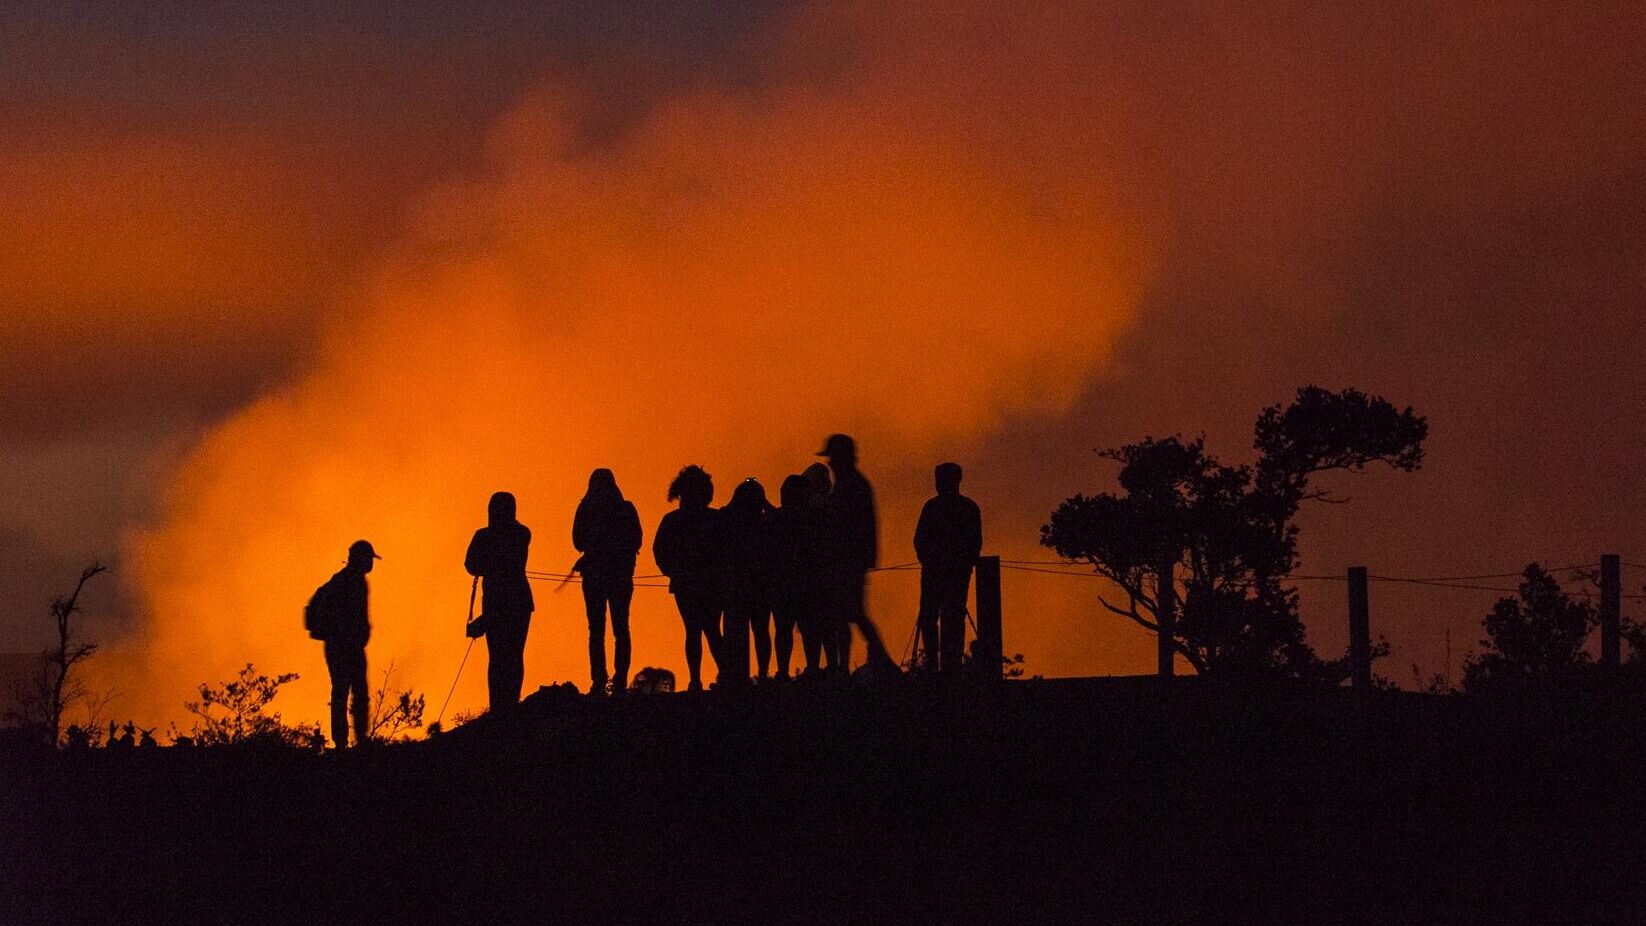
[3, 2, 1642, 726]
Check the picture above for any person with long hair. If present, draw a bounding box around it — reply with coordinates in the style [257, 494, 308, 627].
[573, 468, 642, 695]
[464, 491, 534, 713]
[652, 465, 725, 692]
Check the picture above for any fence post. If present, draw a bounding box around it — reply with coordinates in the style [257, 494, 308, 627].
[1348, 566, 1371, 692]
[1157, 559, 1176, 678]
[974, 555, 1002, 680]
[1600, 554, 1620, 673]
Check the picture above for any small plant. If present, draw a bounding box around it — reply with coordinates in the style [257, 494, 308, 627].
[183, 663, 324, 749]
[366, 661, 427, 742]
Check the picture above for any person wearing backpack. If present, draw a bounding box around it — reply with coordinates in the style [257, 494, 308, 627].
[307, 539, 380, 748]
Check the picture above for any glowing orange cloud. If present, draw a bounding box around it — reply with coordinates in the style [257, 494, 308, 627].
[102, 24, 1149, 726]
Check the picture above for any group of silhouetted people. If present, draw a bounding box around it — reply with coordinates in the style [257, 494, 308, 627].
[306, 434, 983, 748]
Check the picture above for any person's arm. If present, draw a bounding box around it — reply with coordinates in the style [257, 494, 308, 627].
[652, 515, 675, 577]
[864, 483, 879, 569]
[914, 499, 935, 564]
[572, 502, 590, 554]
[353, 576, 370, 631]
[464, 530, 488, 577]
[964, 499, 983, 562]
[622, 502, 643, 555]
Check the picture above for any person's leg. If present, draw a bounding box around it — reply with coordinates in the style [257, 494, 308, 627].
[486, 631, 507, 713]
[701, 597, 726, 681]
[324, 644, 349, 748]
[940, 568, 972, 675]
[750, 604, 773, 679]
[486, 617, 528, 712]
[773, 604, 795, 678]
[846, 570, 891, 665]
[610, 579, 633, 692]
[824, 575, 850, 673]
[917, 568, 941, 672]
[721, 604, 749, 686]
[348, 648, 370, 743]
[583, 580, 608, 694]
[678, 593, 704, 690]
[508, 616, 530, 704]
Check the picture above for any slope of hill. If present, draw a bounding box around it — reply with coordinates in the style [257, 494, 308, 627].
[3, 677, 1641, 924]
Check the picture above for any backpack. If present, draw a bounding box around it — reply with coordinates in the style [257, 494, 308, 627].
[304, 576, 341, 641]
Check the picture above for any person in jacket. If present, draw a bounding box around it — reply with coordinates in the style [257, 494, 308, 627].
[721, 478, 777, 685]
[312, 539, 379, 748]
[772, 474, 830, 676]
[914, 462, 983, 675]
[652, 465, 725, 691]
[573, 468, 643, 695]
[817, 434, 893, 672]
[465, 491, 534, 713]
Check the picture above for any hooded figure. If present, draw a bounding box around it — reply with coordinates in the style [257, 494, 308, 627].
[652, 465, 725, 691]
[573, 468, 642, 694]
[465, 491, 534, 712]
[720, 478, 777, 684]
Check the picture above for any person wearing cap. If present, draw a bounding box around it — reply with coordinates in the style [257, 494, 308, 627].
[465, 491, 535, 713]
[914, 462, 983, 676]
[309, 539, 379, 748]
[816, 434, 894, 671]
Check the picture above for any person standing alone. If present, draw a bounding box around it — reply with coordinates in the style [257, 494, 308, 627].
[306, 539, 380, 748]
[466, 491, 535, 713]
[573, 469, 642, 695]
[914, 462, 982, 676]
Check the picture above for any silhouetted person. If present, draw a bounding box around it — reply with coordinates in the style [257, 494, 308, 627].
[817, 434, 893, 671]
[721, 478, 777, 684]
[914, 462, 983, 676]
[773, 474, 831, 675]
[465, 492, 534, 713]
[800, 461, 845, 670]
[653, 465, 726, 691]
[573, 469, 642, 695]
[308, 539, 379, 748]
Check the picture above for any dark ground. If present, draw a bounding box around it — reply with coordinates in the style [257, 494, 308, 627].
[2, 677, 1642, 925]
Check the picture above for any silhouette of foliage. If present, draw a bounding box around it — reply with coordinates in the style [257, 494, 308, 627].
[1463, 564, 1597, 693]
[5, 563, 108, 745]
[366, 661, 426, 742]
[1042, 387, 1426, 680]
[183, 663, 324, 749]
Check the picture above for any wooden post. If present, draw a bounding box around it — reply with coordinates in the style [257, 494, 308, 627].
[1157, 560, 1176, 678]
[1348, 566, 1371, 692]
[974, 555, 1003, 680]
[1600, 554, 1620, 672]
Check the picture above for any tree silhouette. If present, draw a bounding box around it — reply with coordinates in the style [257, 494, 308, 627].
[1463, 564, 1597, 693]
[183, 663, 324, 749]
[1042, 387, 1426, 679]
[5, 563, 107, 745]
